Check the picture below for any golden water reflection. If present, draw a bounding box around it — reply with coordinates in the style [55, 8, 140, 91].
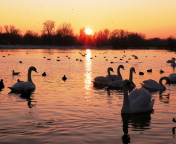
[84, 49, 92, 91]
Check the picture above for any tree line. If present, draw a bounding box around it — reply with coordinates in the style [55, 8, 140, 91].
[0, 20, 175, 49]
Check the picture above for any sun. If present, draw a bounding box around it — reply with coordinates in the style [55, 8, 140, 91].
[85, 28, 93, 35]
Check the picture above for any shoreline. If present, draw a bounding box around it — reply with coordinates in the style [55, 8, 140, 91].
[0, 44, 170, 51]
[0, 45, 114, 50]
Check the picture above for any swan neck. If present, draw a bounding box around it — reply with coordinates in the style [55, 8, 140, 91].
[117, 67, 122, 77]
[159, 77, 167, 86]
[28, 68, 33, 83]
[122, 84, 130, 113]
[129, 69, 133, 82]
[108, 69, 113, 81]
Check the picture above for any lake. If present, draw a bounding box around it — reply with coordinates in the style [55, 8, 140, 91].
[0, 47, 176, 144]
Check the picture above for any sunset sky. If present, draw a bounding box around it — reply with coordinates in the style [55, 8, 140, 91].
[1, 0, 176, 39]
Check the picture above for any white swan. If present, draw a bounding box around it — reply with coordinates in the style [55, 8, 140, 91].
[106, 65, 124, 81]
[141, 76, 170, 91]
[93, 67, 114, 86]
[9, 66, 37, 92]
[107, 67, 136, 89]
[121, 80, 154, 114]
[168, 73, 176, 84]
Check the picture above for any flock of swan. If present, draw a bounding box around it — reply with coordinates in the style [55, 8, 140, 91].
[1, 53, 176, 115]
[93, 64, 175, 114]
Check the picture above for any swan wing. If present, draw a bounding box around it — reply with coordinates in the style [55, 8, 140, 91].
[169, 73, 176, 83]
[129, 88, 154, 113]
[9, 82, 35, 91]
[94, 76, 109, 83]
[106, 75, 122, 81]
[142, 79, 161, 89]
[107, 80, 123, 88]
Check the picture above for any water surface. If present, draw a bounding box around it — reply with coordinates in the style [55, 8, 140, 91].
[0, 47, 176, 144]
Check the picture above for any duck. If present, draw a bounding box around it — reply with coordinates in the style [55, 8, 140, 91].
[107, 67, 136, 89]
[9, 66, 38, 92]
[141, 76, 170, 91]
[167, 58, 175, 63]
[12, 70, 20, 75]
[160, 69, 164, 74]
[171, 59, 176, 67]
[147, 69, 152, 72]
[17, 79, 23, 82]
[0, 79, 4, 89]
[93, 67, 114, 86]
[42, 72, 46, 76]
[62, 75, 67, 81]
[106, 65, 124, 81]
[139, 71, 144, 75]
[121, 80, 154, 114]
[173, 118, 176, 122]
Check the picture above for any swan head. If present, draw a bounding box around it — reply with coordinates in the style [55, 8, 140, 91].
[108, 67, 114, 73]
[123, 79, 132, 89]
[118, 65, 124, 70]
[130, 67, 136, 74]
[29, 66, 38, 73]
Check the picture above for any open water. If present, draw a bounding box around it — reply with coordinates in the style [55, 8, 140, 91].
[0, 47, 176, 144]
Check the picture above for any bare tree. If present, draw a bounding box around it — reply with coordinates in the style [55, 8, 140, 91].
[56, 23, 73, 37]
[42, 20, 55, 36]
[42, 20, 55, 44]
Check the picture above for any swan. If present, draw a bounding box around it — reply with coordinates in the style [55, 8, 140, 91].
[168, 73, 176, 84]
[93, 67, 114, 86]
[121, 80, 154, 114]
[106, 65, 124, 81]
[8, 66, 37, 92]
[107, 67, 136, 89]
[141, 76, 170, 91]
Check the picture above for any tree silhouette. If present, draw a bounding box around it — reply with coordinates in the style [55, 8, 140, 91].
[42, 20, 55, 44]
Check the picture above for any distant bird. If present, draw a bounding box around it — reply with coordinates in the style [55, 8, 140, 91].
[160, 69, 164, 74]
[110, 61, 113, 64]
[139, 71, 144, 75]
[147, 69, 152, 72]
[47, 59, 51, 60]
[12, 70, 20, 75]
[173, 118, 176, 122]
[17, 79, 23, 82]
[42, 72, 46, 76]
[0, 79, 4, 89]
[57, 59, 60, 61]
[62, 75, 67, 81]
[19, 61, 22, 63]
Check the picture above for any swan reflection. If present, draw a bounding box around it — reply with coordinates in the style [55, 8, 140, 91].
[121, 111, 153, 144]
[20, 91, 37, 108]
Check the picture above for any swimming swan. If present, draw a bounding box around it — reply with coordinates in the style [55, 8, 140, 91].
[168, 73, 176, 84]
[106, 65, 124, 81]
[9, 66, 37, 92]
[141, 76, 170, 91]
[107, 67, 136, 89]
[121, 80, 154, 114]
[93, 67, 114, 86]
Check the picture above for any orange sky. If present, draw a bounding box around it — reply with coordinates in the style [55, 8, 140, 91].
[1, 0, 176, 39]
